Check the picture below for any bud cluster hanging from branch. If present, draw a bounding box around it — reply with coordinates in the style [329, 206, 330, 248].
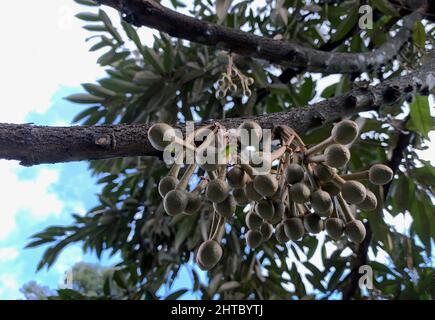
[147, 119, 394, 270]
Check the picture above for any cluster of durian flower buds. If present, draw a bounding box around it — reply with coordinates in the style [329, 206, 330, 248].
[148, 119, 393, 270]
[215, 53, 254, 99]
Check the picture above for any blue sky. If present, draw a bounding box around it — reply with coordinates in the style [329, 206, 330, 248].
[0, 0, 433, 300]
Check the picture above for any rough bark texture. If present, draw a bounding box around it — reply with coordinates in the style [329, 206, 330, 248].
[1, 54, 433, 166]
[96, 0, 421, 74]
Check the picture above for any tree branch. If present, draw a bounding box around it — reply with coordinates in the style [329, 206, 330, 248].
[1, 54, 433, 166]
[96, 0, 420, 74]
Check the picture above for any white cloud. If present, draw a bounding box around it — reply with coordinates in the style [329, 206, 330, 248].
[0, 273, 20, 299]
[0, 0, 159, 124]
[0, 0, 104, 123]
[0, 247, 19, 262]
[0, 161, 63, 240]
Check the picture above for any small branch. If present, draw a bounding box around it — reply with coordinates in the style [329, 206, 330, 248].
[96, 0, 420, 74]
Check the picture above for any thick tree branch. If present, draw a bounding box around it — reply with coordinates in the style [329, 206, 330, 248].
[1, 54, 433, 166]
[96, 0, 421, 74]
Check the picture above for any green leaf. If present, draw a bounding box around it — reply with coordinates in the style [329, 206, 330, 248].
[72, 106, 100, 123]
[99, 9, 124, 44]
[334, 75, 350, 96]
[83, 24, 107, 32]
[65, 93, 105, 104]
[74, 0, 98, 6]
[25, 238, 55, 249]
[368, 186, 393, 252]
[370, 261, 395, 275]
[97, 49, 129, 66]
[331, 8, 358, 42]
[99, 78, 143, 94]
[407, 95, 432, 138]
[161, 35, 175, 72]
[218, 281, 240, 292]
[75, 12, 100, 21]
[88, 36, 113, 52]
[112, 270, 128, 289]
[165, 289, 188, 300]
[56, 289, 86, 300]
[142, 47, 164, 73]
[121, 20, 142, 50]
[411, 165, 435, 189]
[266, 83, 290, 95]
[413, 21, 426, 48]
[321, 83, 338, 98]
[410, 197, 432, 256]
[82, 83, 117, 97]
[174, 215, 195, 250]
[371, 0, 400, 17]
[133, 71, 162, 84]
[392, 175, 415, 213]
[299, 76, 314, 104]
[216, 0, 233, 24]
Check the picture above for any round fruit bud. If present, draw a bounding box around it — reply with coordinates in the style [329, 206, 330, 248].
[206, 179, 230, 203]
[253, 174, 278, 197]
[195, 146, 225, 172]
[255, 199, 275, 221]
[319, 203, 334, 218]
[238, 121, 262, 146]
[147, 123, 175, 151]
[244, 181, 263, 202]
[246, 230, 263, 248]
[342, 180, 367, 204]
[275, 222, 289, 243]
[163, 189, 188, 216]
[213, 194, 236, 218]
[290, 182, 311, 203]
[233, 188, 250, 206]
[331, 120, 359, 145]
[313, 164, 336, 182]
[285, 164, 305, 184]
[283, 218, 305, 241]
[260, 222, 273, 241]
[356, 190, 378, 211]
[196, 255, 208, 271]
[245, 211, 263, 230]
[158, 176, 179, 197]
[345, 220, 366, 243]
[321, 181, 341, 196]
[249, 151, 272, 174]
[303, 213, 323, 234]
[197, 240, 223, 269]
[369, 164, 393, 185]
[184, 194, 202, 215]
[311, 189, 332, 214]
[324, 144, 350, 168]
[325, 218, 345, 240]
[227, 166, 248, 188]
